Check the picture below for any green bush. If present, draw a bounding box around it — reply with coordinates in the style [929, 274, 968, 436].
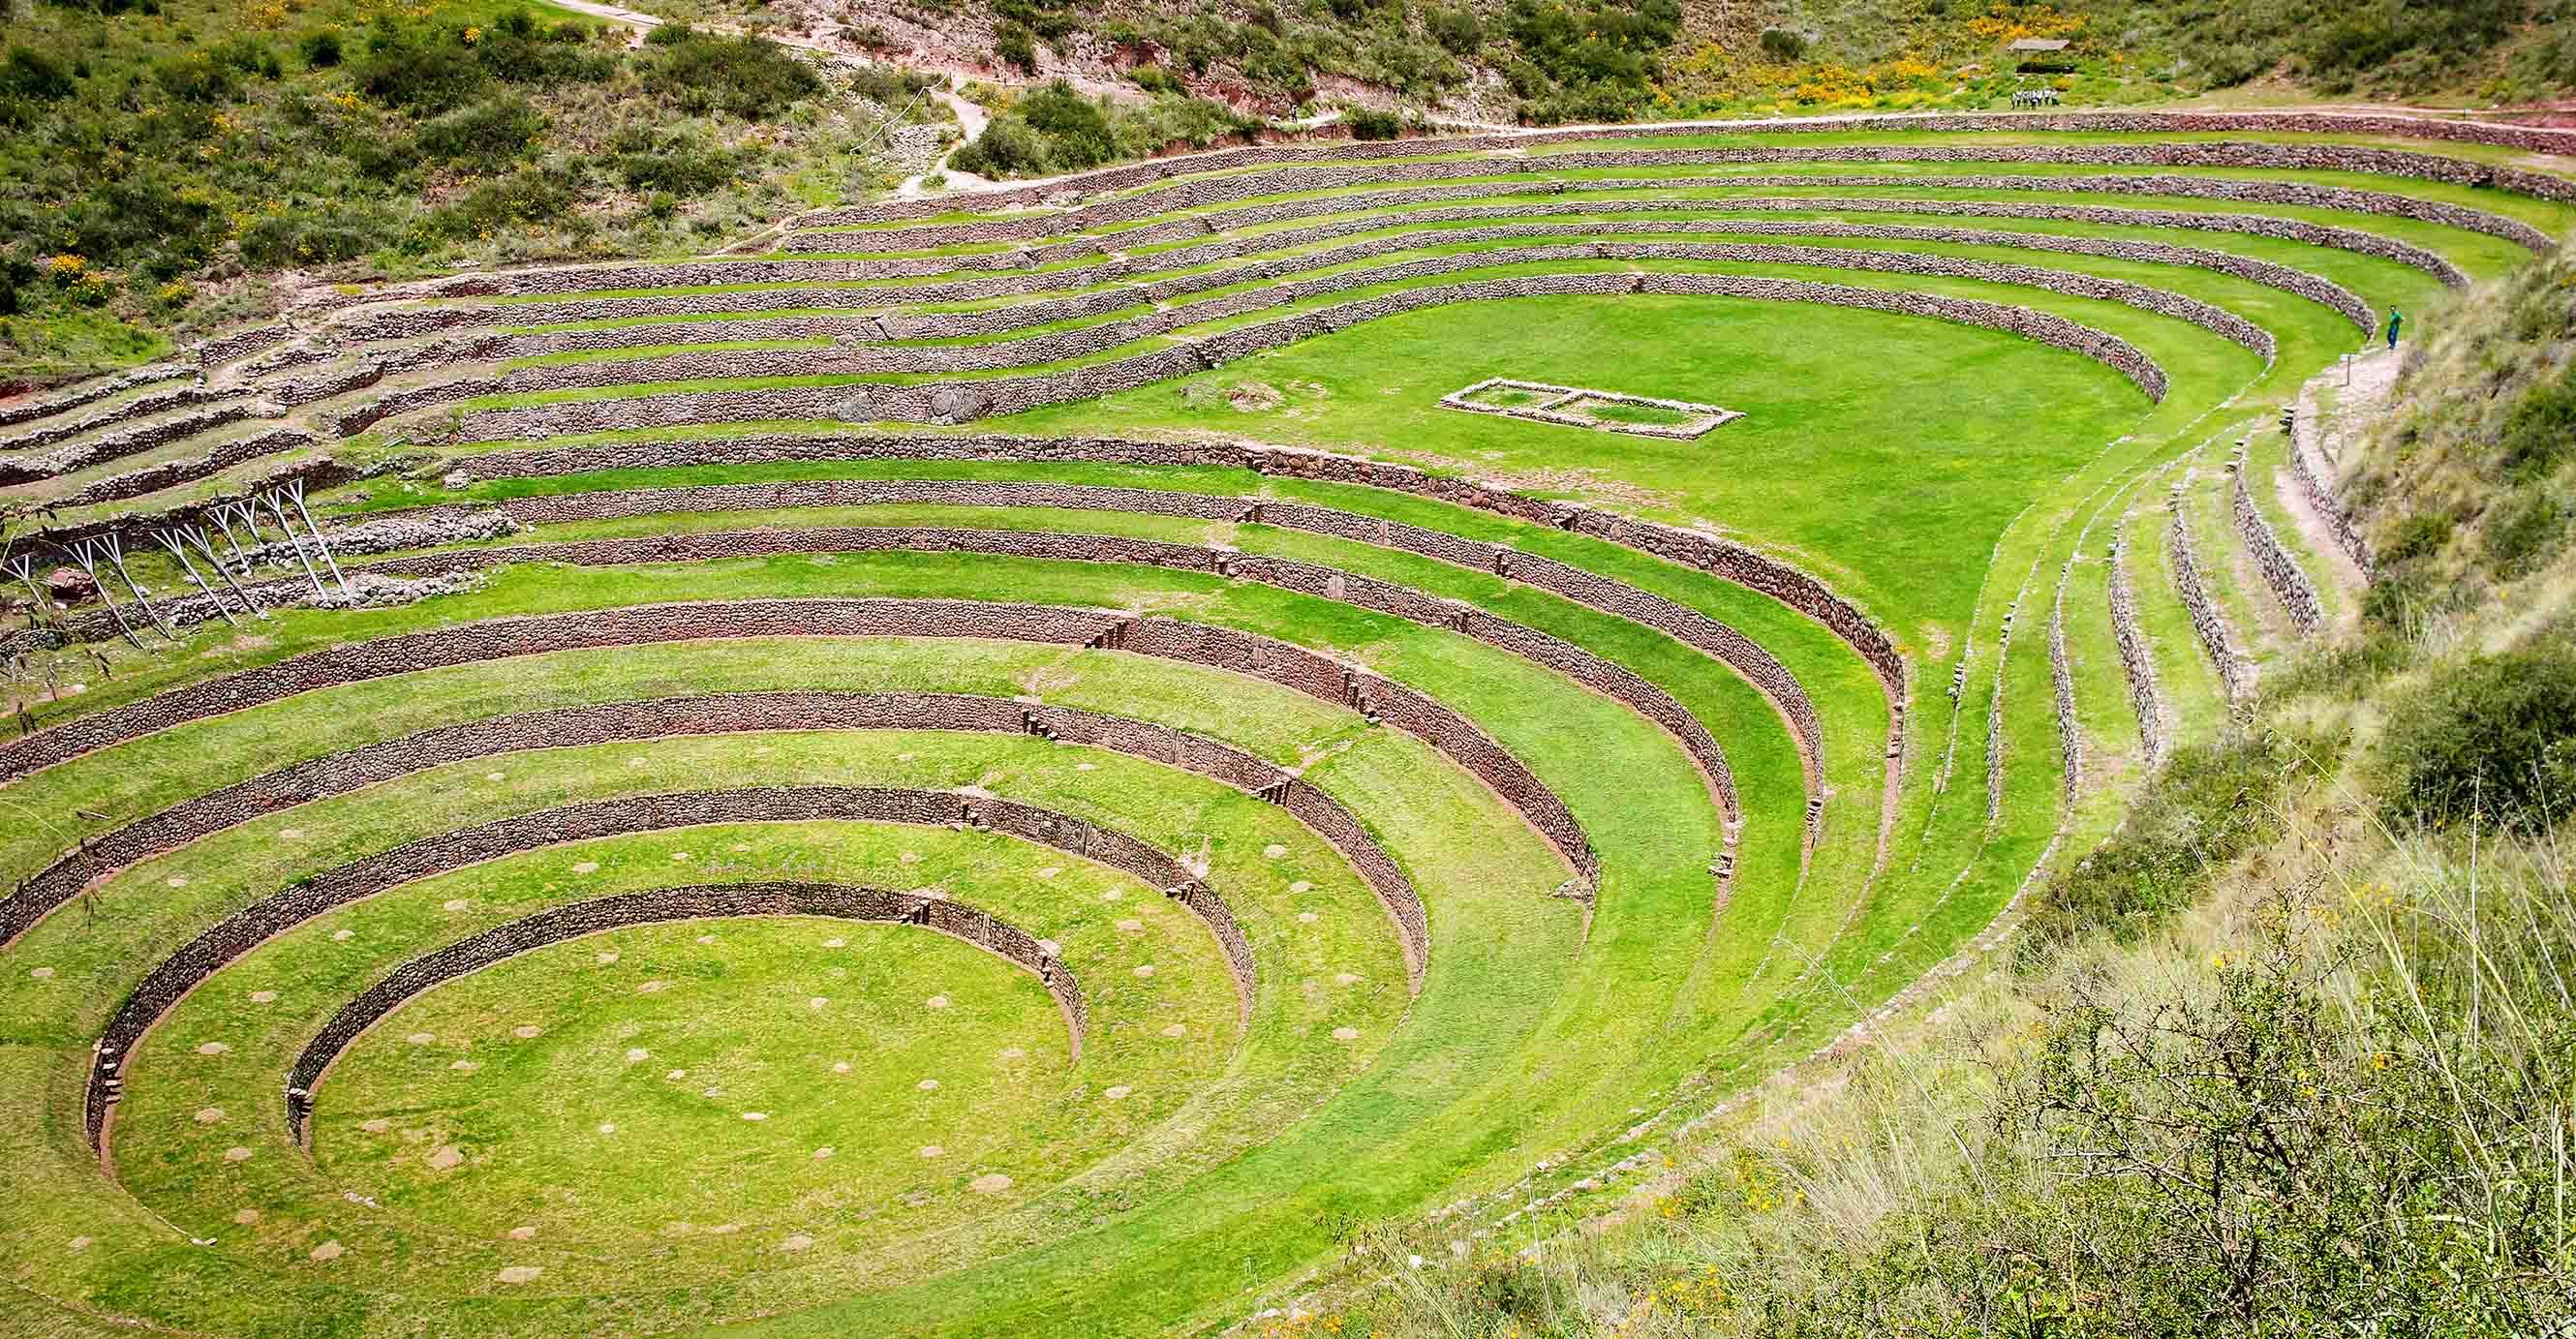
[638, 28, 816, 118]
[2498, 361, 2576, 482]
[415, 95, 543, 167]
[1759, 27, 1806, 61]
[429, 164, 582, 239]
[2382, 637, 2576, 832]
[1426, 5, 1482, 54]
[354, 27, 489, 111]
[995, 22, 1038, 74]
[1345, 107, 1405, 138]
[611, 134, 740, 196]
[2379, 510, 2454, 565]
[2, 46, 77, 102]
[237, 205, 390, 267]
[297, 29, 344, 69]
[2021, 730, 2319, 956]
[2485, 488, 2571, 577]
[152, 53, 244, 104]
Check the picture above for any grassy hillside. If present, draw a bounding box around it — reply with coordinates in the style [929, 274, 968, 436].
[0, 0, 943, 383]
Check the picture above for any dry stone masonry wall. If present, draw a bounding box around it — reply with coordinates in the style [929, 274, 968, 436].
[785, 112, 2576, 226]
[0, 691, 1428, 992]
[438, 272, 2165, 441]
[284, 881, 1090, 1141]
[88, 786, 1223, 1150]
[2106, 530, 2166, 767]
[2166, 472, 2256, 708]
[435, 429, 1908, 707]
[2230, 450, 2326, 634]
[0, 596, 1593, 911]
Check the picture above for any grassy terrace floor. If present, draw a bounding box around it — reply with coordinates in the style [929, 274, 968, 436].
[4, 120, 2572, 1337]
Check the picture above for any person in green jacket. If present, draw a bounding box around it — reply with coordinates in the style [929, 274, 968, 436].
[2386, 307, 2404, 350]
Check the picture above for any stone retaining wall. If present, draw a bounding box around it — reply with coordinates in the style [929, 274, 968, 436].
[793, 146, 2564, 247]
[2166, 473, 2255, 707]
[0, 691, 1428, 993]
[87, 785, 1218, 1149]
[47, 426, 320, 512]
[436, 272, 2162, 441]
[438, 431, 1908, 708]
[0, 363, 195, 430]
[467, 211, 2366, 362]
[2050, 573, 2081, 806]
[2106, 531, 2165, 768]
[0, 383, 235, 454]
[2287, 408, 2377, 580]
[2231, 452, 2326, 635]
[380, 241, 2241, 403]
[284, 881, 1089, 1141]
[355, 523, 1742, 839]
[318, 191, 2468, 323]
[791, 112, 2576, 227]
[0, 594, 1592, 897]
[408, 476, 1823, 797]
[0, 401, 256, 487]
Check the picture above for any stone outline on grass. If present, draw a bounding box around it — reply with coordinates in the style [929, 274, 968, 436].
[1438, 378, 1744, 441]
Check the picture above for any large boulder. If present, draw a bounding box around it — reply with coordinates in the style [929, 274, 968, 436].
[45, 566, 96, 601]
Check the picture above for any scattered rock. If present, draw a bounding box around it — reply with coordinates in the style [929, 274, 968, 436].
[1116, 919, 1144, 932]
[970, 1172, 1014, 1195]
[197, 1042, 230, 1055]
[781, 1233, 816, 1251]
[925, 994, 949, 1010]
[916, 1079, 939, 1091]
[495, 1266, 542, 1285]
[358, 1119, 390, 1135]
[506, 1226, 537, 1240]
[233, 1209, 260, 1225]
[194, 1108, 225, 1125]
[1263, 844, 1287, 859]
[511, 1025, 541, 1040]
[223, 1146, 254, 1163]
[1103, 1085, 1132, 1101]
[1333, 1027, 1361, 1042]
[309, 1240, 344, 1262]
[918, 1145, 943, 1158]
[28, 966, 54, 980]
[1133, 964, 1156, 979]
[406, 1033, 435, 1046]
[1161, 1024, 1187, 1038]
[425, 1145, 464, 1172]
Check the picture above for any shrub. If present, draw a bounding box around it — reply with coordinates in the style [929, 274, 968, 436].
[354, 29, 489, 111]
[612, 135, 740, 196]
[237, 205, 389, 267]
[1759, 27, 1806, 61]
[995, 22, 1038, 74]
[2498, 361, 2576, 482]
[2485, 488, 2571, 577]
[4, 46, 77, 101]
[639, 29, 817, 117]
[1345, 106, 1405, 138]
[415, 96, 543, 167]
[208, 36, 282, 78]
[2381, 637, 2576, 832]
[429, 164, 582, 239]
[1426, 5, 1482, 54]
[297, 29, 344, 69]
[2020, 730, 2320, 955]
[2379, 510, 2453, 566]
[152, 54, 244, 104]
